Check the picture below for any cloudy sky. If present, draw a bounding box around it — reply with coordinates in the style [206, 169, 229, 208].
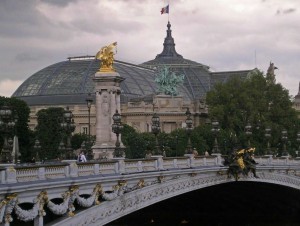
[0, 0, 299, 98]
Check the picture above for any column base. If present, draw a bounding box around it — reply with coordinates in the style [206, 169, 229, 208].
[92, 144, 115, 160]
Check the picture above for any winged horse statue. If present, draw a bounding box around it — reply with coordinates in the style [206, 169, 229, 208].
[95, 42, 117, 72]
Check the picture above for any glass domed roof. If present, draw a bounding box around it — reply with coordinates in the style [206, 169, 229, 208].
[12, 57, 193, 106]
[13, 21, 252, 106]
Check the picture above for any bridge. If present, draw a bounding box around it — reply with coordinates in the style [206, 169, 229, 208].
[0, 154, 299, 226]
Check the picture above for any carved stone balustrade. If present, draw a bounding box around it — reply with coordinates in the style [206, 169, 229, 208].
[0, 155, 299, 185]
[0, 155, 299, 226]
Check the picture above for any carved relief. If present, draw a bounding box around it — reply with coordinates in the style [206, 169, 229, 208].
[101, 94, 110, 116]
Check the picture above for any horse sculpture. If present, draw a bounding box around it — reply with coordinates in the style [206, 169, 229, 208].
[95, 42, 117, 72]
[224, 147, 258, 181]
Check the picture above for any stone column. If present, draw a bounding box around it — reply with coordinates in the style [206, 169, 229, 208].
[92, 72, 124, 159]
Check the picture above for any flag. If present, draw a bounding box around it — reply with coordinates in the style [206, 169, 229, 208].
[161, 4, 169, 14]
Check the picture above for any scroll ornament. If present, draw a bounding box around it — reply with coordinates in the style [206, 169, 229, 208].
[0, 180, 145, 223]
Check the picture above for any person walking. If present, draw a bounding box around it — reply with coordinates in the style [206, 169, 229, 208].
[78, 151, 87, 162]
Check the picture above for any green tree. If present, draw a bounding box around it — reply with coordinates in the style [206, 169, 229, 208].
[206, 70, 300, 155]
[71, 133, 89, 150]
[0, 97, 32, 162]
[35, 107, 65, 160]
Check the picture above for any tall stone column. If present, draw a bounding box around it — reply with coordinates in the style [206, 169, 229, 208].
[92, 72, 124, 159]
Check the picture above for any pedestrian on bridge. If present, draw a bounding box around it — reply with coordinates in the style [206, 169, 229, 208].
[78, 152, 87, 162]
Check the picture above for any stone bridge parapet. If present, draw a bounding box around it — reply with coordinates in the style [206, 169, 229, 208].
[0, 155, 299, 226]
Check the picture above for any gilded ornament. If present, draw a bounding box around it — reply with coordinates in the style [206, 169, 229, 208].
[137, 179, 145, 188]
[190, 173, 197, 177]
[157, 176, 164, 183]
[224, 147, 258, 181]
[118, 180, 127, 186]
[95, 42, 117, 72]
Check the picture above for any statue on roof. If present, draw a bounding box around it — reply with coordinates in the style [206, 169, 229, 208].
[266, 61, 278, 84]
[95, 42, 117, 73]
[155, 66, 185, 96]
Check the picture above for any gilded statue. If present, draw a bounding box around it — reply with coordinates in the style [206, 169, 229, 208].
[95, 42, 117, 72]
[224, 147, 258, 181]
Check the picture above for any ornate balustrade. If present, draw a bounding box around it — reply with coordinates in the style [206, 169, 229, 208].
[0, 155, 299, 226]
[0, 155, 299, 185]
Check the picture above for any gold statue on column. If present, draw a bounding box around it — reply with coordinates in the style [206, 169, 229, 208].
[95, 42, 117, 72]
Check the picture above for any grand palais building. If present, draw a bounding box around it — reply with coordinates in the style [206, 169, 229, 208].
[12, 22, 259, 135]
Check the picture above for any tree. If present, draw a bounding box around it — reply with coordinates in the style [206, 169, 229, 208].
[206, 70, 300, 155]
[0, 97, 32, 162]
[35, 107, 65, 160]
[71, 133, 89, 150]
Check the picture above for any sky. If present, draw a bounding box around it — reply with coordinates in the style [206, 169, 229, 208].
[0, 0, 299, 98]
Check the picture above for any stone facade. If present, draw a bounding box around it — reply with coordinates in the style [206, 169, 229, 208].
[27, 94, 208, 136]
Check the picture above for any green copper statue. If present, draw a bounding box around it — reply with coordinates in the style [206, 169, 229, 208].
[154, 66, 185, 96]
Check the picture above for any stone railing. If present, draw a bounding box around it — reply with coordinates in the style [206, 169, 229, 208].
[0, 155, 299, 185]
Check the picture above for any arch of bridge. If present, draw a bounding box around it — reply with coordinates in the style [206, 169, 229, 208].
[53, 170, 300, 226]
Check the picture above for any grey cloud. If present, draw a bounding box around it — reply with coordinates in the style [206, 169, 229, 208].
[0, 0, 70, 39]
[70, 19, 143, 35]
[40, 0, 79, 7]
[276, 8, 296, 15]
[15, 52, 43, 62]
[283, 8, 296, 14]
[0, 0, 299, 97]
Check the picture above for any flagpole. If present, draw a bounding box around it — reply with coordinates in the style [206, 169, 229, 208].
[168, 0, 170, 22]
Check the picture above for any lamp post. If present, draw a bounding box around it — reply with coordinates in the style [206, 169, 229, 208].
[34, 139, 41, 163]
[58, 139, 66, 160]
[296, 131, 300, 158]
[85, 93, 93, 159]
[281, 129, 288, 157]
[60, 106, 76, 160]
[245, 122, 252, 147]
[211, 119, 220, 154]
[185, 108, 193, 154]
[0, 105, 16, 163]
[112, 110, 124, 157]
[175, 134, 178, 157]
[81, 141, 86, 151]
[264, 127, 272, 155]
[151, 113, 161, 155]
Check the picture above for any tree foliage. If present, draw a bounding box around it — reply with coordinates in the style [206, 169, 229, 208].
[35, 107, 65, 160]
[0, 97, 32, 162]
[206, 70, 300, 156]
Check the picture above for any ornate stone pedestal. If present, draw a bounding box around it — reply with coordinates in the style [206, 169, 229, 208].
[211, 153, 222, 165]
[92, 72, 125, 159]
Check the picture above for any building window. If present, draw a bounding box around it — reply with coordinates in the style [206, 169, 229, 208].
[81, 126, 88, 134]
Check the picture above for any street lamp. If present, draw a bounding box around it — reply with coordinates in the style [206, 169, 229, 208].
[185, 108, 193, 154]
[151, 113, 161, 155]
[211, 119, 220, 154]
[112, 110, 124, 157]
[81, 141, 86, 151]
[175, 133, 178, 157]
[264, 127, 272, 155]
[245, 122, 252, 147]
[60, 106, 76, 160]
[0, 105, 16, 163]
[296, 131, 300, 158]
[281, 129, 288, 156]
[85, 93, 93, 159]
[58, 139, 66, 160]
[34, 139, 41, 163]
